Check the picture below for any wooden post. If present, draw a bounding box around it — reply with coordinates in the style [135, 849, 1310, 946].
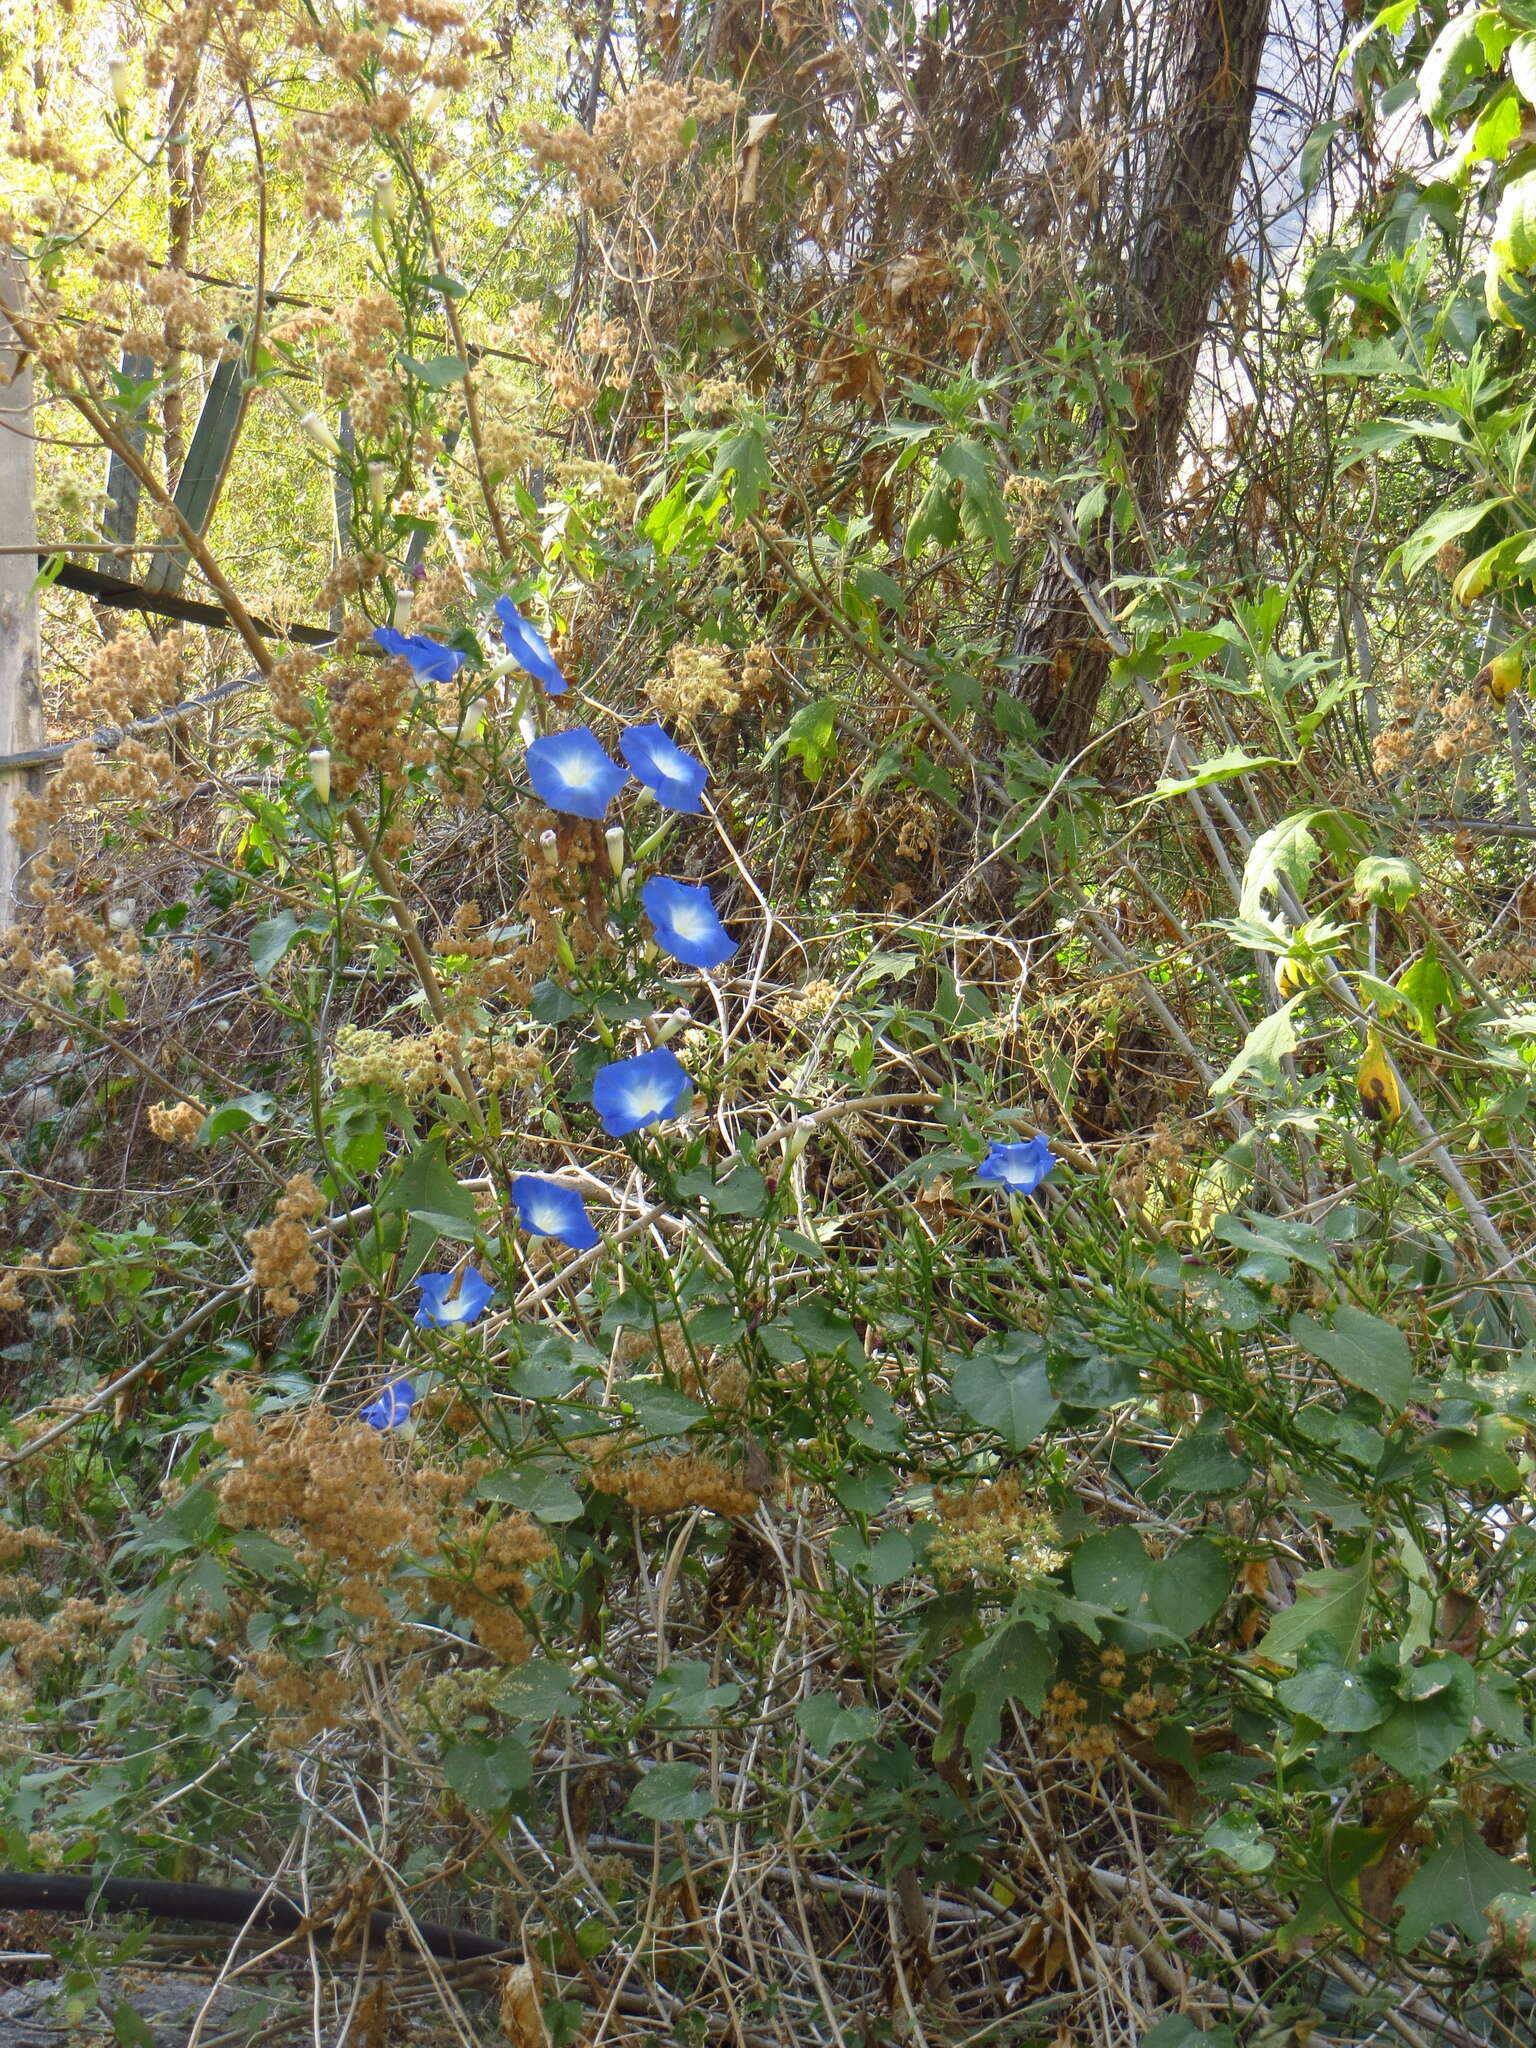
[0, 248, 43, 922]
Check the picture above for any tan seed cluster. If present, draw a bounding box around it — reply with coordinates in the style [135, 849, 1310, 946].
[148, 1099, 206, 1143]
[588, 1445, 761, 1519]
[245, 1173, 325, 1315]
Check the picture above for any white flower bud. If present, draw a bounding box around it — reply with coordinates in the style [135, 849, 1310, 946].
[298, 411, 343, 458]
[108, 56, 133, 113]
[538, 829, 559, 866]
[367, 461, 390, 514]
[392, 588, 413, 629]
[417, 86, 448, 119]
[460, 698, 487, 741]
[371, 167, 397, 219]
[307, 748, 332, 804]
[651, 1008, 691, 1044]
[781, 1117, 813, 1165]
[605, 826, 625, 877]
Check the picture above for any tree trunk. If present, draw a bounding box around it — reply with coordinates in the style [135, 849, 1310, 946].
[1017, 0, 1272, 763]
[0, 249, 43, 921]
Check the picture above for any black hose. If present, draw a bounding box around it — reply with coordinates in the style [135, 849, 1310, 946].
[0, 1871, 512, 1961]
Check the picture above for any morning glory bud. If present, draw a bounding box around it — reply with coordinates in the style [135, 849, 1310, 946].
[417, 86, 448, 119]
[605, 826, 626, 877]
[651, 1007, 691, 1044]
[782, 1118, 813, 1165]
[392, 588, 413, 629]
[299, 412, 343, 458]
[460, 698, 487, 741]
[372, 167, 397, 219]
[553, 928, 577, 972]
[538, 828, 559, 866]
[367, 461, 390, 514]
[108, 56, 133, 113]
[308, 748, 332, 804]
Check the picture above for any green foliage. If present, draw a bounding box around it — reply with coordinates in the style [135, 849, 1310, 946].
[5, 5, 1536, 2044]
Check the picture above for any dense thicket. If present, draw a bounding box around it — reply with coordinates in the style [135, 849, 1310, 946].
[4, 5, 1536, 2045]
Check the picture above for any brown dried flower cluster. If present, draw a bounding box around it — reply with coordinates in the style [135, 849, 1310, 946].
[214, 1384, 553, 1678]
[148, 1098, 206, 1143]
[553, 456, 638, 521]
[647, 643, 741, 723]
[505, 806, 617, 987]
[329, 651, 433, 799]
[521, 78, 743, 213]
[82, 632, 189, 726]
[588, 1444, 761, 1519]
[244, 1173, 325, 1314]
[0, 1596, 111, 1677]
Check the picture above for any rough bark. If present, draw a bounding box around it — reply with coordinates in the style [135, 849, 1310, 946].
[1017, 0, 1273, 763]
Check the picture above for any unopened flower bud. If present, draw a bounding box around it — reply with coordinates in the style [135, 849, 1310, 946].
[553, 928, 576, 972]
[652, 1007, 691, 1044]
[605, 826, 626, 877]
[392, 588, 413, 629]
[308, 748, 332, 804]
[108, 56, 133, 113]
[417, 86, 448, 119]
[460, 698, 487, 741]
[371, 167, 397, 219]
[781, 1117, 813, 1165]
[298, 411, 343, 458]
[538, 828, 559, 867]
[367, 461, 390, 514]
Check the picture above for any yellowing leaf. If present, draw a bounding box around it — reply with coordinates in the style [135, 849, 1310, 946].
[1479, 648, 1523, 703]
[1357, 1028, 1402, 1126]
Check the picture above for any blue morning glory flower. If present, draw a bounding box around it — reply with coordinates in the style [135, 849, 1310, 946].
[373, 626, 466, 682]
[591, 1045, 691, 1136]
[494, 596, 566, 695]
[620, 723, 708, 814]
[525, 727, 630, 820]
[414, 1269, 497, 1328]
[511, 1173, 600, 1250]
[976, 1136, 1058, 1196]
[641, 876, 738, 971]
[361, 1377, 416, 1430]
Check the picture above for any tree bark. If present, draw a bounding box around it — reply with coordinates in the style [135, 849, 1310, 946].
[0, 249, 43, 920]
[1017, 0, 1273, 763]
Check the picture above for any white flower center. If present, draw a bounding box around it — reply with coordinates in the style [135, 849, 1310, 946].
[560, 754, 598, 788]
[671, 903, 711, 941]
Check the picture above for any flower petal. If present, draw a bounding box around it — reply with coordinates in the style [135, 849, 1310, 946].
[373, 626, 465, 682]
[512, 1173, 601, 1250]
[591, 1045, 691, 1136]
[525, 728, 629, 820]
[495, 597, 567, 695]
[975, 1137, 1058, 1196]
[641, 876, 738, 971]
[620, 723, 708, 814]
[361, 1377, 417, 1430]
[414, 1269, 496, 1327]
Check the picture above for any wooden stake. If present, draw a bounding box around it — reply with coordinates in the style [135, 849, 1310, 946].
[0, 249, 43, 921]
